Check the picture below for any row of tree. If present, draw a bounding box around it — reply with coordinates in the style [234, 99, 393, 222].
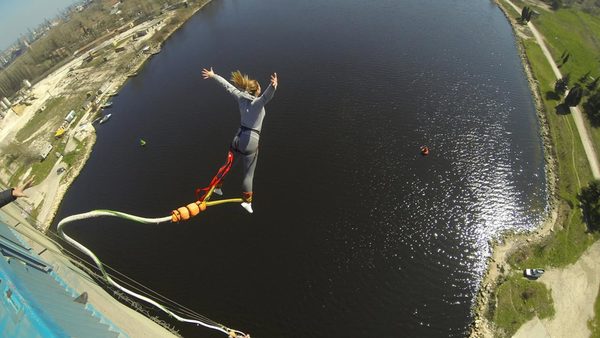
[553, 69, 600, 120]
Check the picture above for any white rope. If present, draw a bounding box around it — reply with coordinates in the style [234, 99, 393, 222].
[57, 209, 247, 338]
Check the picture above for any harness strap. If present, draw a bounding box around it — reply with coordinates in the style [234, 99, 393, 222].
[195, 151, 235, 202]
[239, 125, 261, 135]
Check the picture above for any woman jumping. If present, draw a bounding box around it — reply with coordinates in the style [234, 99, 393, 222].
[202, 67, 278, 213]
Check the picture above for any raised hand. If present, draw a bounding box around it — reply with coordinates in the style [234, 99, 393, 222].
[202, 67, 215, 79]
[270, 72, 278, 89]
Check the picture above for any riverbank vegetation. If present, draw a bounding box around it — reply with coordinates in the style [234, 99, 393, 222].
[0, 0, 197, 98]
[0, 0, 210, 227]
[486, 0, 600, 336]
[493, 275, 555, 335]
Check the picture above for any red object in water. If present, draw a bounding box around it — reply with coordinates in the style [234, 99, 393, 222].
[420, 146, 429, 156]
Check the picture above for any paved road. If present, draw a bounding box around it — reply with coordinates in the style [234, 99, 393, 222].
[504, 0, 600, 179]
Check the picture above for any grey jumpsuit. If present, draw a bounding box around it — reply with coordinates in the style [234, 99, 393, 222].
[212, 74, 276, 193]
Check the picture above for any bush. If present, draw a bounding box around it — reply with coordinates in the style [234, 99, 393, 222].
[578, 180, 600, 231]
[585, 90, 600, 125]
[555, 76, 569, 96]
[565, 84, 584, 107]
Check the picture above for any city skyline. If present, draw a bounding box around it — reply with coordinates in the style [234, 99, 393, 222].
[0, 0, 80, 51]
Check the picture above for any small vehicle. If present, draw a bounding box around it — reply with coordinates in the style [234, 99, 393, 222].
[523, 268, 545, 279]
[57, 167, 66, 174]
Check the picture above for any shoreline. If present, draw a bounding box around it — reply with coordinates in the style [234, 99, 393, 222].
[1, 1, 570, 334]
[38, 1, 211, 231]
[469, 1, 561, 336]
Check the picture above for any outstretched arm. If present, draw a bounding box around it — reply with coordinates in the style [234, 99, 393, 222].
[0, 177, 34, 208]
[202, 67, 243, 99]
[258, 72, 278, 105]
[0, 189, 15, 208]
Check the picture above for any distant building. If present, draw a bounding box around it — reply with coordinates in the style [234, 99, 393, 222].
[133, 30, 148, 39]
[40, 143, 53, 160]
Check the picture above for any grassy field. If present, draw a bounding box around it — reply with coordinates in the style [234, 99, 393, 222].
[534, 9, 600, 80]
[591, 284, 600, 337]
[531, 6, 600, 153]
[15, 97, 65, 142]
[488, 1, 600, 336]
[492, 273, 555, 337]
[6, 91, 89, 188]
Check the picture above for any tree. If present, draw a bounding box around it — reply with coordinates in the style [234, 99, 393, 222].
[551, 0, 562, 10]
[554, 75, 569, 96]
[560, 52, 570, 66]
[587, 77, 599, 92]
[579, 180, 600, 231]
[578, 71, 592, 84]
[522, 6, 534, 22]
[585, 90, 600, 125]
[565, 84, 584, 107]
[521, 7, 533, 23]
[559, 50, 568, 60]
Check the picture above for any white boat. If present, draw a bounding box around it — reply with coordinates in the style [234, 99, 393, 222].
[99, 113, 112, 124]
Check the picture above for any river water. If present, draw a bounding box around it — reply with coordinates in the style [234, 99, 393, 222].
[54, 0, 547, 337]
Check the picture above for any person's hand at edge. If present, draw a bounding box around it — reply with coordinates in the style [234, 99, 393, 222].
[13, 177, 34, 198]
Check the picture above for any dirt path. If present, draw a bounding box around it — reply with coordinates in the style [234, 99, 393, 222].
[513, 240, 600, 338]
[30, 158, 65, 224]
[503, 0, 600, 179]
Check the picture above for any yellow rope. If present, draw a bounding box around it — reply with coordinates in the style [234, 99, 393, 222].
[206, 198, 244, 206]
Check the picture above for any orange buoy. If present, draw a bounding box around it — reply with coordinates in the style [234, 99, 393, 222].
[420, 146, 429, 156]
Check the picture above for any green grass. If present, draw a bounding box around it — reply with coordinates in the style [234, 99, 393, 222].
[509, 202, 598, 267]
[521, 38, 594, 193]
[533, 8, 600, 82]
[8, 139, 68, 187]
[525, 4, 600, 167]
[62, 139, 84, 167]
[489, 1, 600, 335]
[590, 284, 600, 337]
[492, 274, 555, 338]
[6, 90, 90, 187]
[15, 97, 65, 142]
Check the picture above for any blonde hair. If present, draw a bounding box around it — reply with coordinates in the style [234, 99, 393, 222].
[230, 70, 259, 95]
